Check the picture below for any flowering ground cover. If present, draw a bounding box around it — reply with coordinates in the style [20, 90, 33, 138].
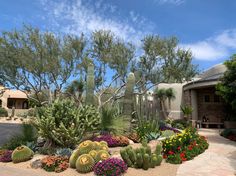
[162, 128, 209, 164]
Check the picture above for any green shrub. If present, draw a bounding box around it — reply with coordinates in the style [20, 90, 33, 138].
[22, 123, 37, 142]
[100, 105, 118, 133]
[0, 107, 8, 117]
[2, 135, 27, 150]
[171, 119, 190, 130]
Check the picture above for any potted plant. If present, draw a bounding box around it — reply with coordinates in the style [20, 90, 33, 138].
[180, 105, 193, 121]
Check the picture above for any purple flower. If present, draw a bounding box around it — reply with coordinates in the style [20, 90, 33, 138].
[94, 158, 128, 176]
[0, 150, 13, 162]
[93, 135, 119, 147]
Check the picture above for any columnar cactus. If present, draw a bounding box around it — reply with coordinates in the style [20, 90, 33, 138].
[123, 72, 135, 116]
[86, 63, 95, 105]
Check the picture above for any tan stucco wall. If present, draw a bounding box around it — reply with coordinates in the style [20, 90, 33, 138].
[157, 83, 186, 119]
[0, 87, 28, 110]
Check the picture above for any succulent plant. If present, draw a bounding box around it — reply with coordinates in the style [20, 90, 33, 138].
[94, 158, 128, 176]
[69, 149, 80, 168]
[88, 150, 97, 159]
[142, 154, 150, 170]
[56, 148, 72, 157]
[95, 150, 110, 162]
[156, 155, 163, 166]
[100, 145, 109, 151]
[99, 141, 108, 146]
[11, 145, 34, 163]
[76, 154, 95, 173]
[120, 143, 163, 170]
[155, 144, 162, 155]
[78, 140, 94, 155]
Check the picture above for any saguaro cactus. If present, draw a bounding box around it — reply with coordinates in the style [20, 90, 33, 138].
[123, 72, 135, 115]
[86, 63, 95, 105]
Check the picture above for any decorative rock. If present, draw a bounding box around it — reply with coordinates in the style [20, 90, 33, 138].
[30, 159, 42, 169]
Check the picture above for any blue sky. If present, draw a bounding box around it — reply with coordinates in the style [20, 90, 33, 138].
[1, 0, 236, 71]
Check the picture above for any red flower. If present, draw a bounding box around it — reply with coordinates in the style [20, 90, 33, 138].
[177, 146, 181, 150]
[163, 154, 167, 159]
[168, 151, 174, 155]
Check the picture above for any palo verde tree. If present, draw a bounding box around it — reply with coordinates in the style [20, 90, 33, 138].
[0, 25, 86, 106]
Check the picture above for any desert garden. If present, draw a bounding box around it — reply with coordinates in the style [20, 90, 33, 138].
[0, 25, 235, 176]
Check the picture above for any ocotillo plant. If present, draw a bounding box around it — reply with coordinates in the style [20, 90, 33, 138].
[86, 63, 95, 105]
[123, 72, 135, 116]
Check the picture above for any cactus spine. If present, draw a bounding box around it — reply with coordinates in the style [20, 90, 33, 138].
[86, 63, 95, 105]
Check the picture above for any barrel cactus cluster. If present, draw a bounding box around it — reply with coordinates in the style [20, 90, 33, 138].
[120, 143, 163, 170]
[69, 140, 110, 173]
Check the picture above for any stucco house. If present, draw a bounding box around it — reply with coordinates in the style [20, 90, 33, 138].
[0, 85, 29, 116]
[157, 64, 229, 128]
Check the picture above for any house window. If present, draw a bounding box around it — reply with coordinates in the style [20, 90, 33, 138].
[0, 100, 2, 107]
[214, 95, 220, 102]
[204, 95, 210, 102]
[7, 98, 15, 108]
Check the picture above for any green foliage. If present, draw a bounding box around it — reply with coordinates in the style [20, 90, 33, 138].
[161, 130, 175, 138]
[11, 145, 34, 163]
[22, 123, 36, 142]
[56, 148, 72, 157]
[100, 105, 118, 132]
[120, 144, 163, 170]
[86, 63, 95, 105]
[180, 105, 193, 116]
[136, 118, 160, 142]
[0, 25, 86, 105]
[65, 80, 84, 104]
[216, 54, 236, 118]
[2, 135, 26, 150]
[2, 123, 37, 150]
[0, 107, 8, 117]
[34, 99, 100, 147]
[171, 119, 191, 130]
[76, 154, 95, 173]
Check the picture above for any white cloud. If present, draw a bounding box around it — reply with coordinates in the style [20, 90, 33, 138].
[40, 0, 153, 46]
[155, 0, 185, 5]
[181, 29, 236, 61]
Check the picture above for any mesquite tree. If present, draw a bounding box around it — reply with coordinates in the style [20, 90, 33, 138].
[0, 26, 86, 105]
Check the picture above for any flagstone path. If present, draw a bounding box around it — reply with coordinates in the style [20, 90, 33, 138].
[177, 128, 236, 176]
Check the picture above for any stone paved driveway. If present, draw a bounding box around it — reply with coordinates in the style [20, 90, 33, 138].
[177, 128, 236, 176]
